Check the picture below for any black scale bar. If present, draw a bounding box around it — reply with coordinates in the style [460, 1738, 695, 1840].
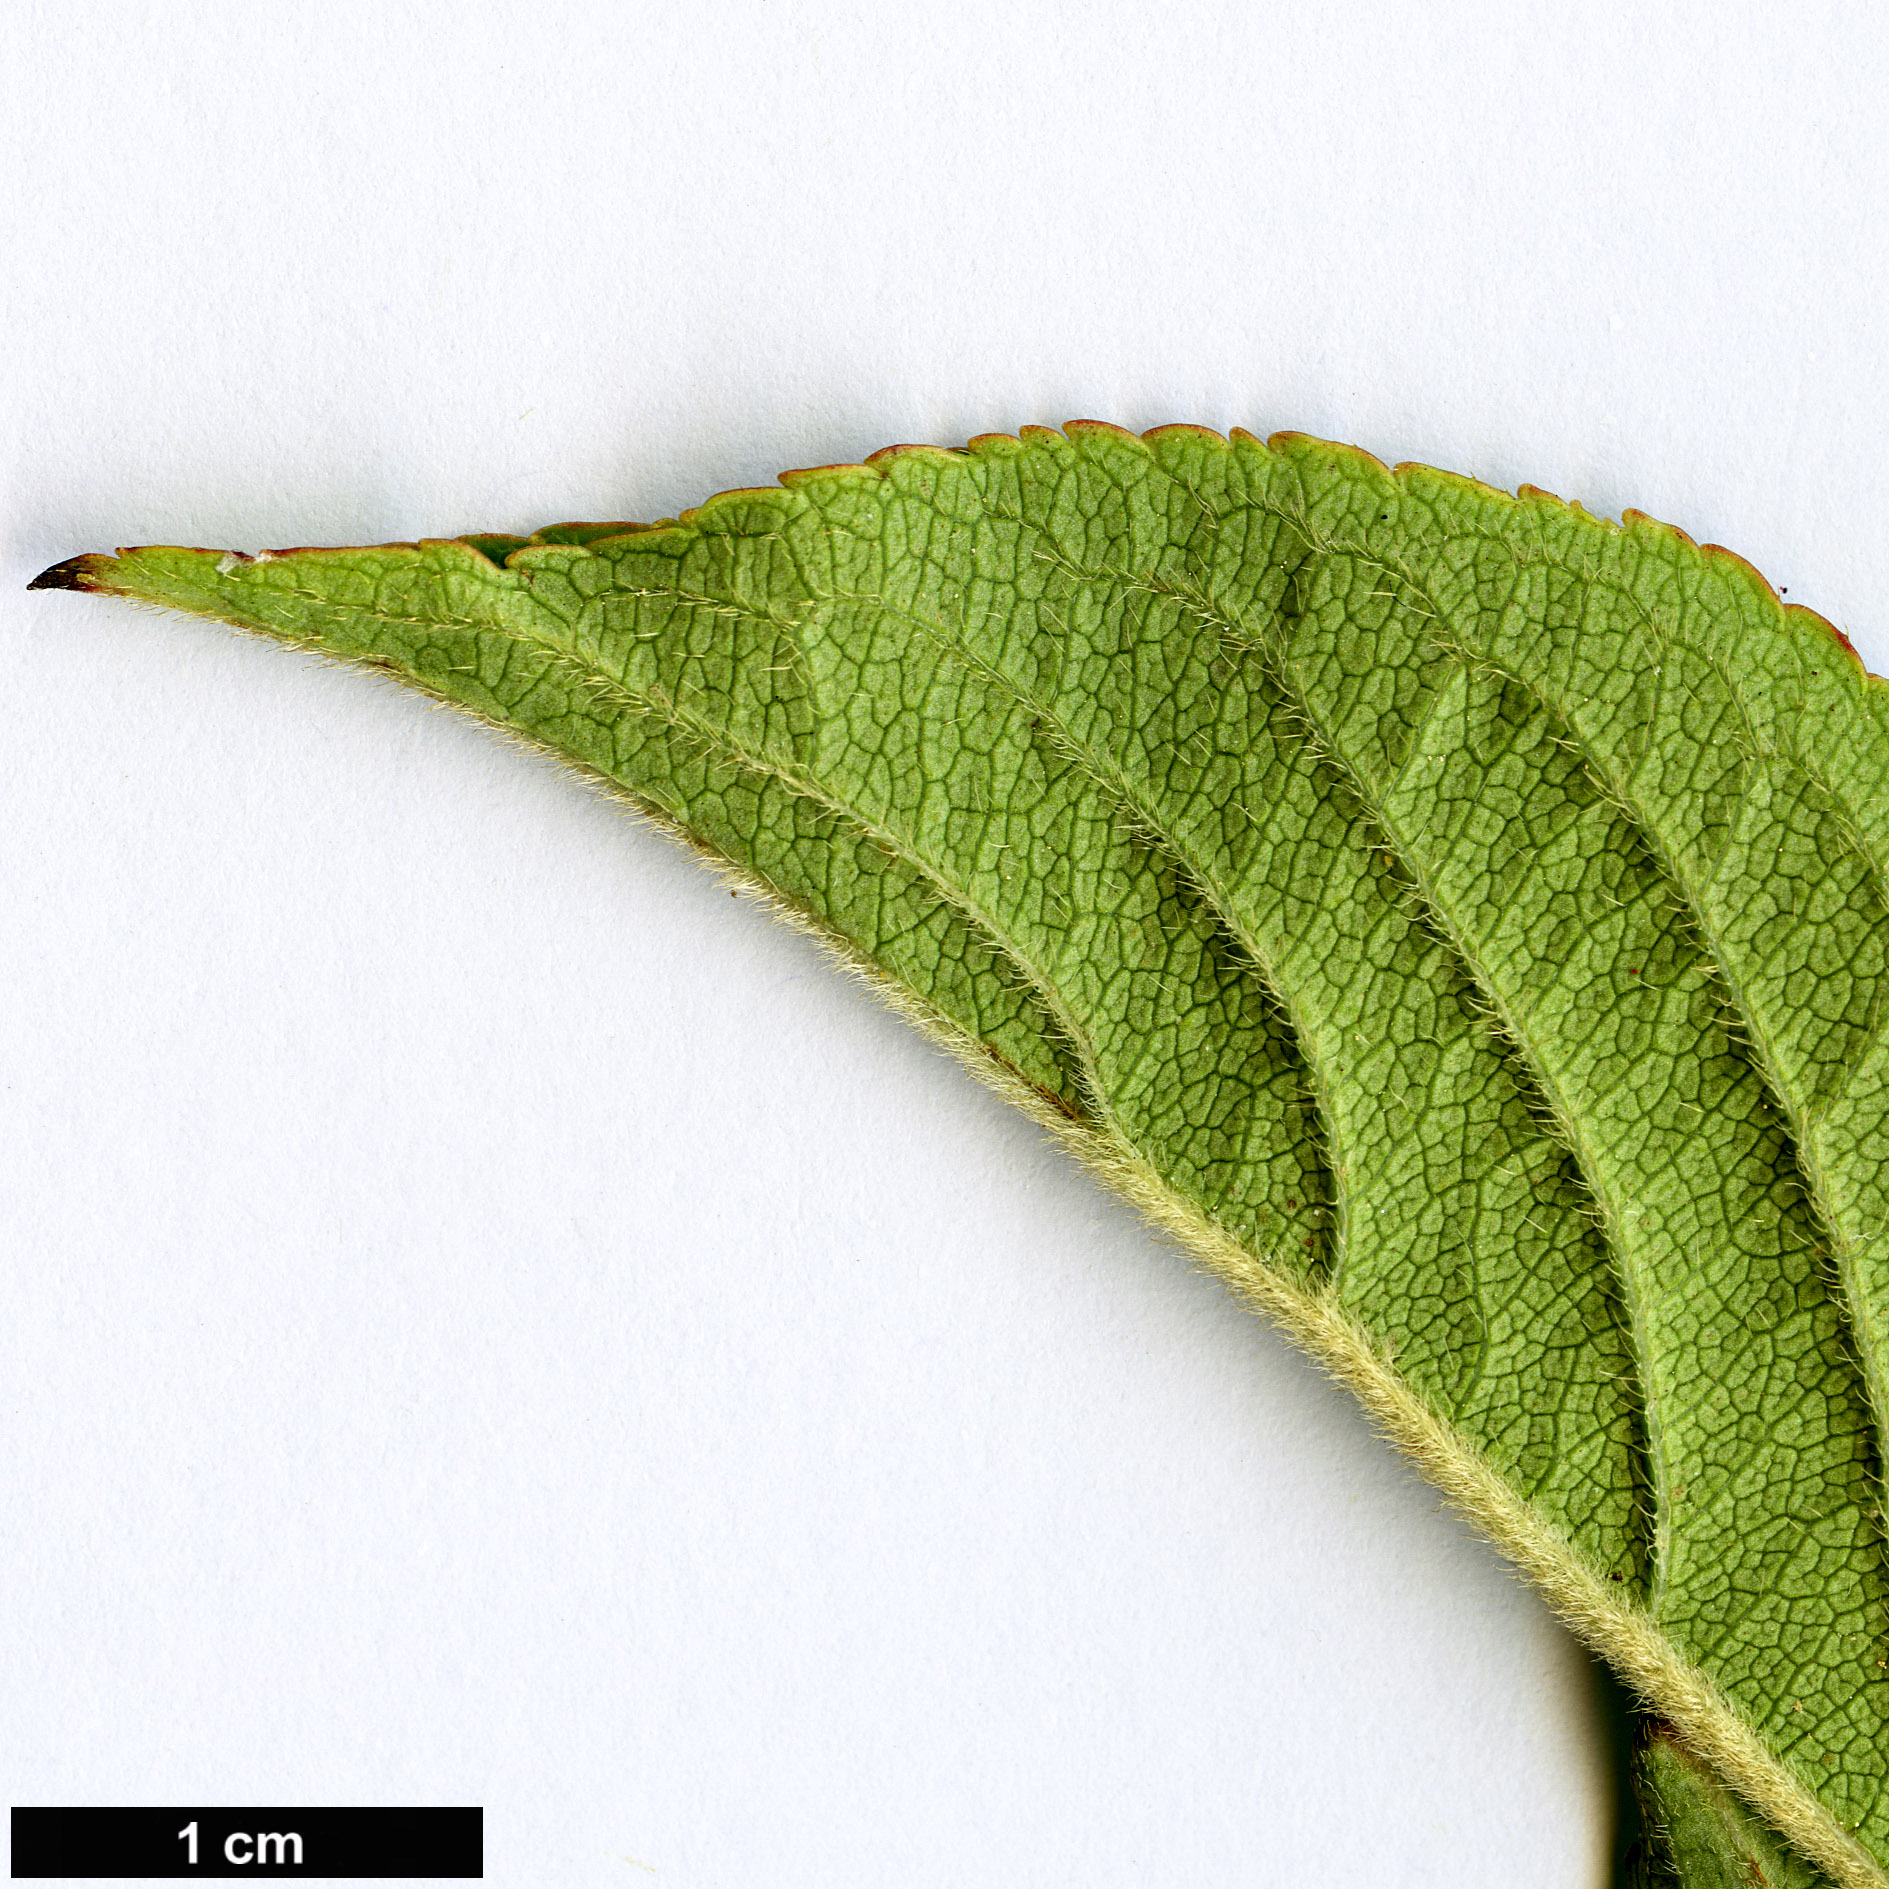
[11, 1808, 482, 1879]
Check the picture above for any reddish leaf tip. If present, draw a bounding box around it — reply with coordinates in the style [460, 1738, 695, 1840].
[27, 552, 113, 593]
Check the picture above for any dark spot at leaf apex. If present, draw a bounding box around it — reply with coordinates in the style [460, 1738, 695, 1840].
[27, 553, 109, 592]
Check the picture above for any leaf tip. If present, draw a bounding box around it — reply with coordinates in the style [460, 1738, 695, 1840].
[27, 551, 116, 593]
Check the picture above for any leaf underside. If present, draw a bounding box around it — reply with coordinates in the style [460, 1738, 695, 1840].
[39, 424, 1889, 1886]
[1635, 1724, 1843, 1888]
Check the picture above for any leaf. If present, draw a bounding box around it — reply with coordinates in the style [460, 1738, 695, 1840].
[1633, 1725, 1840, 1888]
[33, 423, 1889, 1886]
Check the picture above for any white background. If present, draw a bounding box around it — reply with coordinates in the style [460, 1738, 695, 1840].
[4, 5, 1886, 1884]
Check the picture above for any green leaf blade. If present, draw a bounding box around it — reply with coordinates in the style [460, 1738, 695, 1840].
[1636, 1724, 1841, 1889]
[49, 424, 1889, 1886]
